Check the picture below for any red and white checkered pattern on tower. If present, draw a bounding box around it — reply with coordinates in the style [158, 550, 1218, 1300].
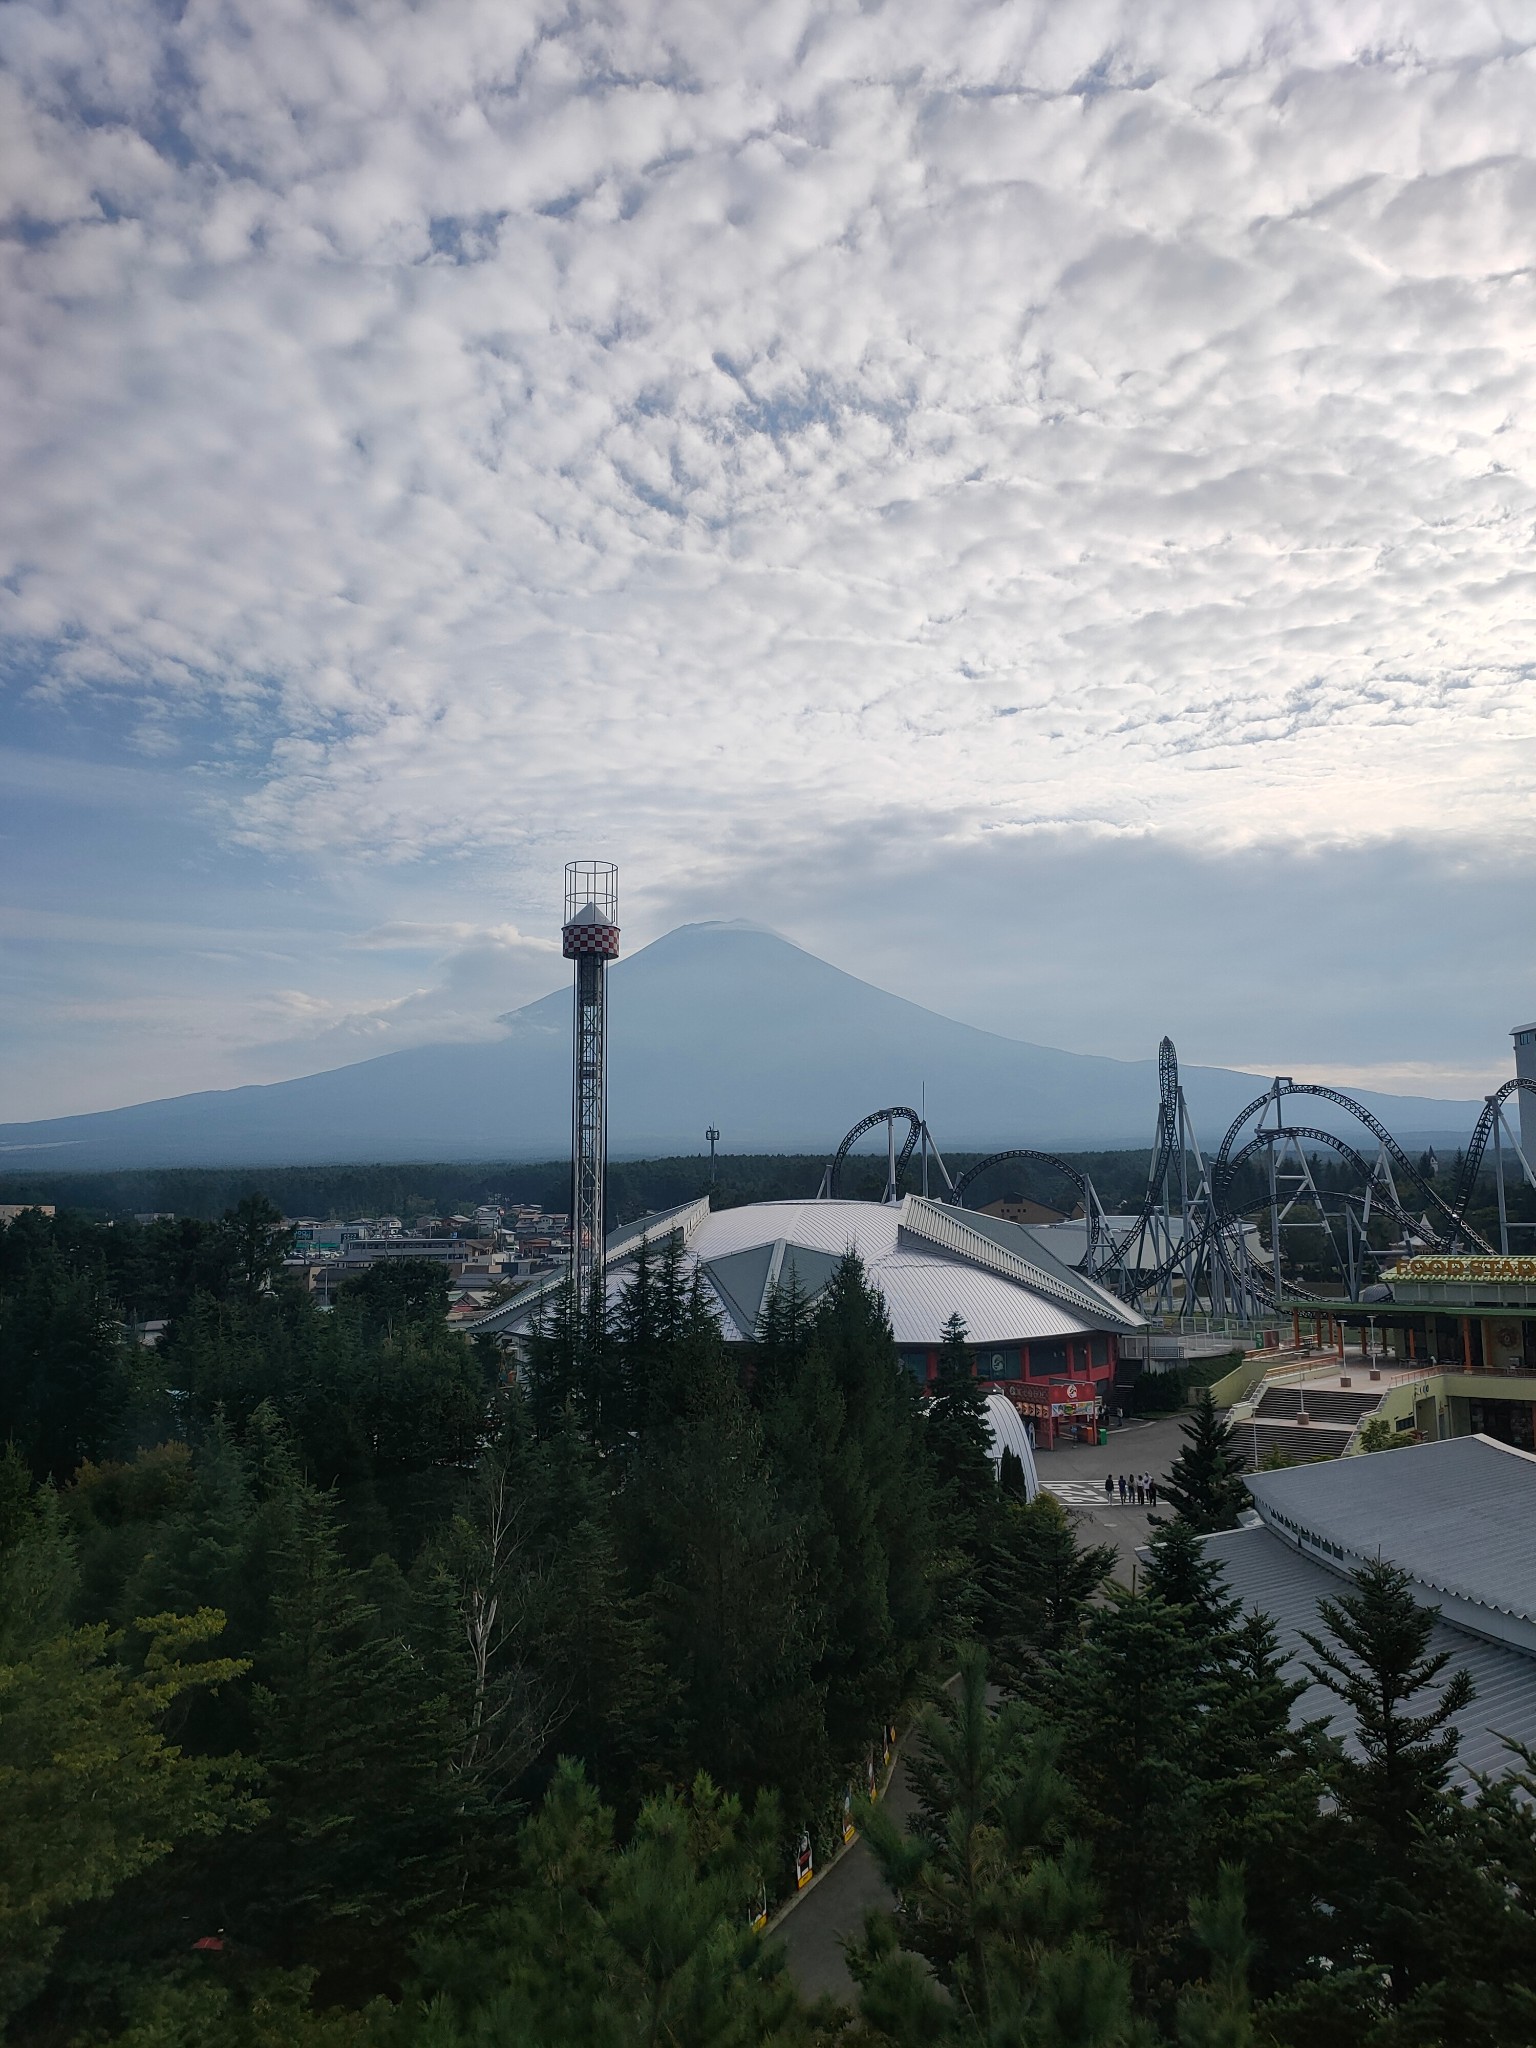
[562, 918, 620, 959]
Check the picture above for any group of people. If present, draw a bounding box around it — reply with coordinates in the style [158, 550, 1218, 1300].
[1106, 1470, 1158, 1508]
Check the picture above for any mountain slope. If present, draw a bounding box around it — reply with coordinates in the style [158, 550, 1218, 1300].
[0, 921, 1481, 1169]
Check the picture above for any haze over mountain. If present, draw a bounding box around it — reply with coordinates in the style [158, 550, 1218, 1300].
[0, 923, 1482, 1172]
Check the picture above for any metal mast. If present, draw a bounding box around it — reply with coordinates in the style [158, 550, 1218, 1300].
[562, 860, 620, 1318]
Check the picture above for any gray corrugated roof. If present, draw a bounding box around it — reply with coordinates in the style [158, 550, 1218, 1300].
[1200, 1523, 1536, 1786]
[1245, 1436, 1536, 1626]
[900, 1199, 1143, 1331]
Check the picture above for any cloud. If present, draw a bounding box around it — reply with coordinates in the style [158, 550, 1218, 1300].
[241, 922, 562, 1072]
[4, 0, 1536, 1118]
[4, 0, 1536, 883]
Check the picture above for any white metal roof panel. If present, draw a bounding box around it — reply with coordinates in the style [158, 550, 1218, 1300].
[869, 1253, 1087, 1344]
[689, 1199, 902, 1263]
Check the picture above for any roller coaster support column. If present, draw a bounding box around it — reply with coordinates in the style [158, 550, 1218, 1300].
[1492, 1096, 1509, 1254]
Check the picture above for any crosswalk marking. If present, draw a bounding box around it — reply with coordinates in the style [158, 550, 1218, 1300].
[1043, 1482, 1147, 1508]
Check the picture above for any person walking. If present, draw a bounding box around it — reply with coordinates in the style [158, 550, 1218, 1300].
[1117, 1474, 1127, 1505]
[1104, 1473, 1115, 1503]
[1148, 1478, 1159, 1509]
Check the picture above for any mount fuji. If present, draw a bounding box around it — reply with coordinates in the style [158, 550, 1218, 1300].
[0, 921, 1480, 1170]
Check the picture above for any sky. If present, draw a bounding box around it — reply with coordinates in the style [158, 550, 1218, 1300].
[4, 0, 1536, 1122]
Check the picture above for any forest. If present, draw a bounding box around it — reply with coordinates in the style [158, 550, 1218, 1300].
[3, 1198, 1536, 2047]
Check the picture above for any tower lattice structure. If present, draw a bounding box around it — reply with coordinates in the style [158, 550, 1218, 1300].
[562, 861, 620, 1317]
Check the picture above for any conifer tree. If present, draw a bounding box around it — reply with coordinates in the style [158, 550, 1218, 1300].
[1300, 1556, 1474, 2007]
[248, 1462, 470, 1977]
[923, 1311, 996, 1564]
[0, 1468, 255, 2027]
[851, 1644, 1131, 2046]
[1177, 1865, 1255, 2048]
[1045, 1584, 1207, 2003]
[1137, 1518, 1330, 2000]
[986, 1491, 1115, 1684]
[1161, 1389, 1249, 1533]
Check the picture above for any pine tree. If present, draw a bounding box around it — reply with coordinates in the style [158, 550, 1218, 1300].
[850, 1644, 1131, 2046]
[1, 1462, 254, 2030]
[0, 1253, 132, 1482]
[624, 1342, 820, 1817]
[1044, 1585, 1207, 2003]
[247, 1465, 469, 1981]
[1162, 1389, 1249, 1534]
[1139, 1518, 1330, 2001]
[757, 1260, 921, 1790]
[986, 1491, 1116, 1685]
[923, 1312, 996, 1564]
[1177, 1865, 1255, 2048]
[1300, 1556, 1474, 2007]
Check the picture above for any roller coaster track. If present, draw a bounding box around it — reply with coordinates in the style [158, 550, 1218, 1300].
[953, 1147, 1089, 1206]
[1449, 1078, 1536, 1228]
[826, 1107, 923, 1200]
[1216, 1123, 1429, 1250]
[822, 1063, 1536, 1308]
[1214, 1082, 1489, 1251]
[952, 1147, 1114, 1275]
[1095, 1036, 1182, 1278]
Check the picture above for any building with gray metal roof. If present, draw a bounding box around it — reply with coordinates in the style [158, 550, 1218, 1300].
[1244, 1436, 1536, 1654]
[471, 1194, 1143, 1447]
[1183, 1436, 1536, 1785]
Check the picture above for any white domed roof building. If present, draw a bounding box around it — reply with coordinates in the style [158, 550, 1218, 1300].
[473, 1193, 1143, 1452]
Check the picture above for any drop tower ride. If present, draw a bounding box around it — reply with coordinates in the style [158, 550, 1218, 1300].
[562, 860, 620, 1314]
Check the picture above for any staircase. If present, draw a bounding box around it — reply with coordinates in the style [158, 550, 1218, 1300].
[1253, 1386, 1381, 1428]
[1235, 1420, 1352, 1470]
[1227, 1377, 1387, 1471]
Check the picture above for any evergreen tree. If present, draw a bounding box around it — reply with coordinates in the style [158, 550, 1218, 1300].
[1045, 1584, 1208, 2006]
[406, 1761, 818, 2048]
[1299, 1556, 1474, 2008]
[625, 1352, 820, 1817]
[986, 1492, 1116, 1686]
[923, 1312, 997, 1587]
[756, 1254, 935, 1793]
[0, 1251, 132, 1481]
[0, 1470, 255, 2027]
[245, 1462, 475, 1984]
[1161, 1390, 1248, 1534]
[850, 1644, 1131, 2046]
[1138, 1519, 1330, 2002]
[1176, 1865, 1254, 2048]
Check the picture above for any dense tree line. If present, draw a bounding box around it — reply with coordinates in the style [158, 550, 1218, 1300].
[4, 1207, 1536, 2045]
[0, 1146, 1265, 1232]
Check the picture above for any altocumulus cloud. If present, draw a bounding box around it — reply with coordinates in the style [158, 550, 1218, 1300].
[4, 0, 1536, 1098]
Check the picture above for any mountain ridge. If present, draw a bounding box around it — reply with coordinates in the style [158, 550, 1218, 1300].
[0, 921, 1483, 1169]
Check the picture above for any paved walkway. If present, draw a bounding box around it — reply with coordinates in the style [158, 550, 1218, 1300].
[1039, 1411, 1187, 1582]
[773, 1743, 922, 2002]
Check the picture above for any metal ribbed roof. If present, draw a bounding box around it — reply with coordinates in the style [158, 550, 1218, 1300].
[1245, 1436, 1536, 1629]
[692, 1199, 902, 1262]
[1201, 1523, 1536, 1786]
[468, 1195, 1140, 1345]
[868, 1253, 1088, 1344]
